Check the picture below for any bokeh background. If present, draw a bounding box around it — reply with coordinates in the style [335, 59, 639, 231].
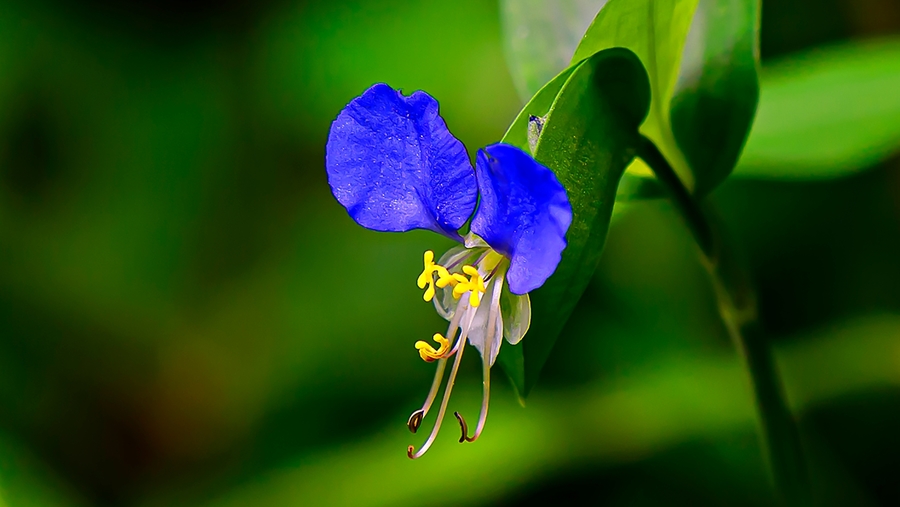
[1, 0, 900, 505]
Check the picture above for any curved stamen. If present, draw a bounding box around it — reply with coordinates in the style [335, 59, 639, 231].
[408, 297, 480, 459]
[453, 411, 469, 443]
[456, 274, 503, 443]
[406, 357, 446, 434]
[407, 335, 467, 458]
[415, 333, 451, 362]
[406, 299, 467, 432]
[456, 357, 490, 443]
[407, 409, 426, 433]
[448, 330, 466, 357]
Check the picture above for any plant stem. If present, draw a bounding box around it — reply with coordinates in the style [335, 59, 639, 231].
[635, 137, 715, 261]
[636, 135, 811, 506]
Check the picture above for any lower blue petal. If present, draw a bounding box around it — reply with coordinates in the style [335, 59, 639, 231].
[325, 83, 477, 240]
[470, 144, 572, 294]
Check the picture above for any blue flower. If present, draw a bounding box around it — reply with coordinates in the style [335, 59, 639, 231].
[326, 83, 572, 459]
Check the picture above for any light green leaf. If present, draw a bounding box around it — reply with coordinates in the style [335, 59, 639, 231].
[497, 48, 651, 396]
[499, 0, 607, 102]
[735, 36, 900, 179]
[571, 0, 699, 191]
[670, 0, 760, 195]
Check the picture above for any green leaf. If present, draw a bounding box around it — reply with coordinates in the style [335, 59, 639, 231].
[571, 0, 699, 192]
[735, 36, 900, 179]
[500, 66, 576, 152]
[670, 0, 760, 196]
[496, 48, 651, 396]
[499, 0, 607, 102]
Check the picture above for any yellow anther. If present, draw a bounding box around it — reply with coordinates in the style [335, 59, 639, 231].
[451, 265, 486, 307]
[435, 270, 456, 288]
[415, 333, 451, 362]
[417, 250, 454, 302]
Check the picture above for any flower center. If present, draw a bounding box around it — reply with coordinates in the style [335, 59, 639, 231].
[416, 249, 494, 310]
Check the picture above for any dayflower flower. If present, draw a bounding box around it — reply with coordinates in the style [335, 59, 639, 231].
[325, 83, 572, 459]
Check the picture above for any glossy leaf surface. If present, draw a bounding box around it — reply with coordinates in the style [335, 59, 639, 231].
[572, 0, 698, 190]
[670, 0, 760, 196]
[569, 0, 760, 197]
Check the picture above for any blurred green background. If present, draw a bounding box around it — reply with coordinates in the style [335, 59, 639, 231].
[1, 0, 900, 506]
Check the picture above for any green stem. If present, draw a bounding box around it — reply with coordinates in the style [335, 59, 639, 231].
[636, 135, 810, 506]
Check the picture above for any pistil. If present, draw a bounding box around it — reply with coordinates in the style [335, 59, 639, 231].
[455, 273, 504, 443]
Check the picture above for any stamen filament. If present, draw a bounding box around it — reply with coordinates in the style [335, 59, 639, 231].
[456, 355, 490, 443]
[456, 274, 503, 443]
[408, 297, 479, 459]
[407, 299, 467, 433]
[406, 357, 444, 434]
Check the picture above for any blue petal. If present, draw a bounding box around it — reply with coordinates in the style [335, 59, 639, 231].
[470, 144, 573, 295]
[325, 83, 477, 239]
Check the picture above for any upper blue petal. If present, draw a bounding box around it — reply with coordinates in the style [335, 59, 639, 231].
[325, 83, 477, 240]
[470, 144, 573, 295]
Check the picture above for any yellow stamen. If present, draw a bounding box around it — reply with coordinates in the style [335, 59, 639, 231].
[415, 333, 450, 362]
[451, 265, 486, 307]
[417, 251, 455, 302]
[408, 300, 478, 459]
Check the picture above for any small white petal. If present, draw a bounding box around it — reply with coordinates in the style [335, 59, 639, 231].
[463, 232, 490, 249]
[501, 287, 531, 345]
